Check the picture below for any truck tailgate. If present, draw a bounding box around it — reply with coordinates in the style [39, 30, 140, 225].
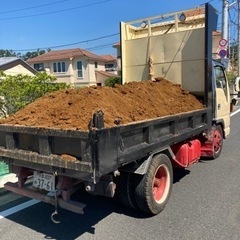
[0, 125, 93, 180]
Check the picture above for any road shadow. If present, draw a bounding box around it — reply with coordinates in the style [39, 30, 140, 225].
[173, 168, 190, 183]
[198, 156, 215, 162]
[0, 188, 28, 212]
[5, 190, 149, 240]
[4, 169, 191, 239]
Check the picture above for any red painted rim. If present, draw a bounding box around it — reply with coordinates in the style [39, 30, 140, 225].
[152, 165, 169, 203]
[214, 129, 222, 153]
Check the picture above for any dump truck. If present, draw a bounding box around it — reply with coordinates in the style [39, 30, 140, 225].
[0, 3, 236, 221]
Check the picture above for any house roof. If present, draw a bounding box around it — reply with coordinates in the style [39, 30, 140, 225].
[0, 57, 37, 74]
[101, 55, 117, 62]
[113, 42, 120, 48]
[27, 48, 108, 63]
[213, 30, 221, 36]
[185, 8, 205, 17]
[0, 57, 19, 66]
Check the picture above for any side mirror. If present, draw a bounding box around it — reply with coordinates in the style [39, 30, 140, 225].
[234, 77, 240, 92]
[231, 98, 238, 106]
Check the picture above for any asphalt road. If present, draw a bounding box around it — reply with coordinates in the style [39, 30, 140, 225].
[0, 107, 240, 240]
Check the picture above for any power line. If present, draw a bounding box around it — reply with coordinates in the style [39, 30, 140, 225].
[229, 13, 238, 25]
[86, 42, 117, 51]
[228, 10, 237, 44]
[12, 33, 119, 52]
[0, 0, 70, 14]
[0, 0, 112, 21]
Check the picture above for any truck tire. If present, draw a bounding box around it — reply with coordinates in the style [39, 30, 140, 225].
[135, 154, 173, 215]
[114, 172, 138, 210]
[212, 125, 223, 159]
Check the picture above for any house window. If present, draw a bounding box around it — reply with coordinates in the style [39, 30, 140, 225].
[33, 63, 44, 71]
[94, 62, 98, 69]
[105, 63, 114, 71]
[77, 61, 83, 78]
[53, 62, 66, 73]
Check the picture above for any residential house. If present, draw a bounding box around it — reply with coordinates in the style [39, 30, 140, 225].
[0, 57, 37, 114]
[113, 42, 121, 75]
[95, 70, 118, 85]
[212, 30, 222, 59]
[0, 56, 37, 177]
[0, 57, 37, 76]
[27, 48, 117, 87]
[101, 54, 118, 74]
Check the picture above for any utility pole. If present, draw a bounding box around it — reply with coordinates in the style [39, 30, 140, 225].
[228, 2, 236, 62]
[222, 0, 229, 40]
[222, 1, 236, 62]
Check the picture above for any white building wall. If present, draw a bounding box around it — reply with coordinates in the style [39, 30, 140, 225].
[212, 34, 221, 59]
[72, 58, 89, 86]
[4, 64, 35, 76]
[88, 62, 97, 85]
[30, 58, 107, 87]
[96, 62, 105, 71]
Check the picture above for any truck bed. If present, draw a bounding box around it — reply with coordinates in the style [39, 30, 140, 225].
[0, 108, 208, 183]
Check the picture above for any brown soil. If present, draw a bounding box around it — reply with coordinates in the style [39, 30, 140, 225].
[0, 78, 204, 130]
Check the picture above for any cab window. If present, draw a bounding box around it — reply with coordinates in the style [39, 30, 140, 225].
[215, 66, 227, 98]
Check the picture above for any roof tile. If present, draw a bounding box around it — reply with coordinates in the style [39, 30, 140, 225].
[101, 55, 117, 62]
[27, 48, 107, 63]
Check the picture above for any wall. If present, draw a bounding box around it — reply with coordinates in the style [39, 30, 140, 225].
[38, 59, 106, 87]
[212, 34, 221, 59]
[122, 28, 205, 93]
[42, 60, 73, 85]
[4, 64, 36, 76]
[86, 61, 105, 86]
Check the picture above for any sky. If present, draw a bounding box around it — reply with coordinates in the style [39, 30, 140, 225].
[0, 0, 237, 56]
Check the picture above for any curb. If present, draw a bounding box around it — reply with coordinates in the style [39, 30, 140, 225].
[0, 174, 17, 188]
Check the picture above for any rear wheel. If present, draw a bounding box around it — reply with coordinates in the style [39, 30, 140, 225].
[212, 125, 223, 159]
[114, 172, 138, 210]
[135, 154, 173, 215]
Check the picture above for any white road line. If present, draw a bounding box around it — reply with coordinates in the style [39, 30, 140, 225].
[0, 107, 240, 220]
[231, 107, 240, 117]
[0, 199, 39, 219]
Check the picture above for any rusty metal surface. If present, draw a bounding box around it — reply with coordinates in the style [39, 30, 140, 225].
[4, 182, 86, 214]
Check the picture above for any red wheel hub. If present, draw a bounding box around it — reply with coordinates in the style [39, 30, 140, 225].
[152, 165, 168, 203]
[214, 130, 222, 153]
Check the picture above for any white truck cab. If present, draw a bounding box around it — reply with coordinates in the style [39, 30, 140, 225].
[213, 60, 231, 137]
[234, 77, 240, 95]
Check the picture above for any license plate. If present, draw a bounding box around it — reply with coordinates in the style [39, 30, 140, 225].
[33, 171, 55, 192]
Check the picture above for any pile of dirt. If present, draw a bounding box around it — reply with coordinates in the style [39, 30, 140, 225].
[0, 78, 205, 130]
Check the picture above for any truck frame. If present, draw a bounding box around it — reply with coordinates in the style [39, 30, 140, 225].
[0, 3, 232, 221]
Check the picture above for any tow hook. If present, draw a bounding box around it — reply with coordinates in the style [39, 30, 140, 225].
[51, 189, 61, 224]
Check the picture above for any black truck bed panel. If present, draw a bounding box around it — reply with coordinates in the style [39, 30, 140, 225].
[0, 109, 208, 182]
[110, 108, 208, 167]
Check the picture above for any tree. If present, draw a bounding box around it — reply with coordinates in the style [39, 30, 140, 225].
[0, 49, 16, 57]
[23, 49, 47, 60]
[0, 72, 68, 117]
[0, 49, 50, 60]
[104, 76, 122, 87]
[229, 44, 238, 66]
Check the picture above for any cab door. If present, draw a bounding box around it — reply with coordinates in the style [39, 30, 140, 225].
[214, 65, 230, 137]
